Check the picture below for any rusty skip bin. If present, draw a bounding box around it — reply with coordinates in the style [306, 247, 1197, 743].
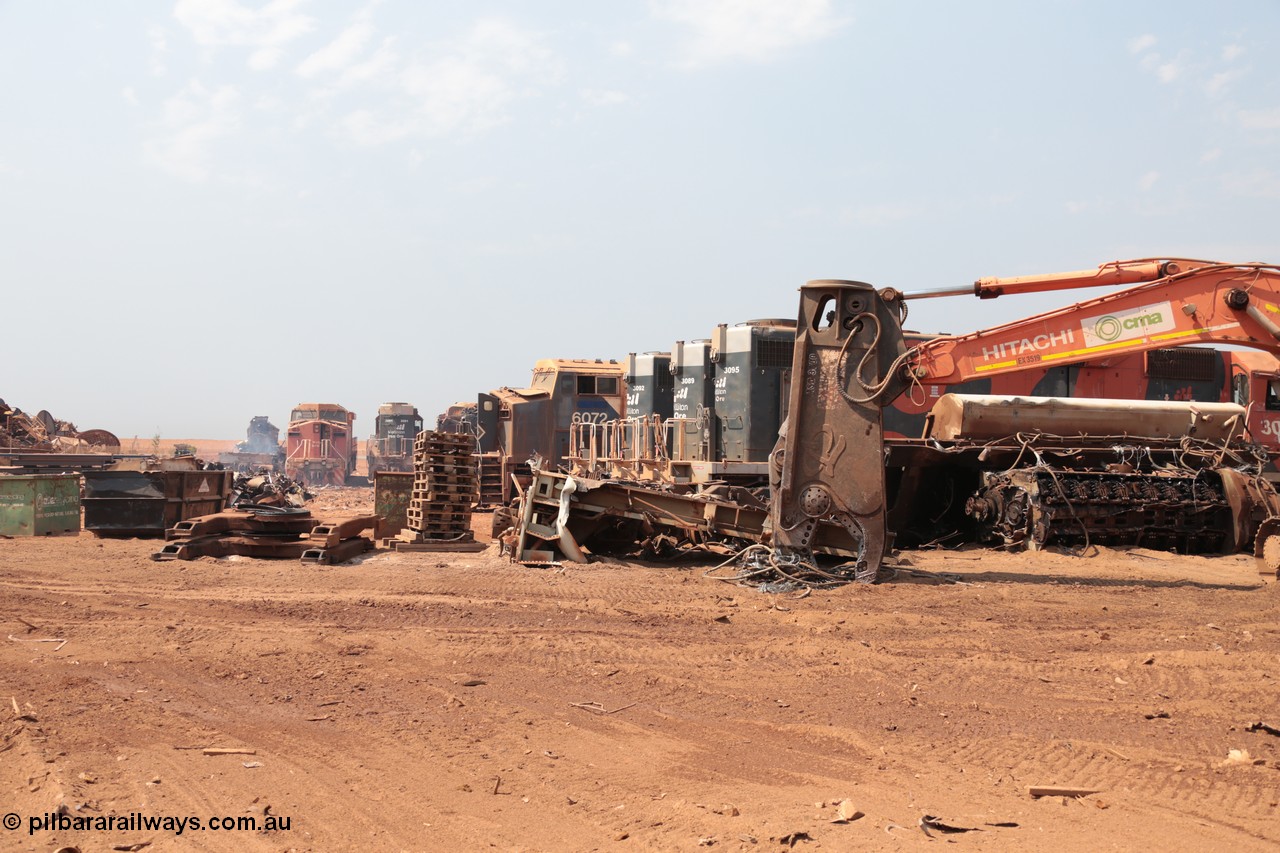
[83, 469, 233, 537]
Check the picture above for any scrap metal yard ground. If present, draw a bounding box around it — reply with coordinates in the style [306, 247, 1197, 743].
[2, 487, 1278, 852]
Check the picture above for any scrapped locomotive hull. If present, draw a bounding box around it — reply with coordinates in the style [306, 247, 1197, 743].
[477, 359, 625, 506]
[217, 450, 282, 472]
[219, 416, 283, 472]
[285, 403, 357, 486]
[367, 453, 414, 475]
[925, 394, 1246, 442]
[285, 458, 347, 487]
[367, 402, 422, 478]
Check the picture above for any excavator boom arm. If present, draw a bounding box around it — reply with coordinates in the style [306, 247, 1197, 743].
[910, 263, 1280, 386]
[904, 258, 1218, 301]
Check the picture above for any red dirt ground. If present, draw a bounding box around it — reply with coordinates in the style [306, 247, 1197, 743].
[1, 486, 1278, 852]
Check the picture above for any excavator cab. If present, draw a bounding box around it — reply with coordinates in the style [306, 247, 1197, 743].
[1246, 374, 1280, 480]
[1265, 378, 1280, 412]
[1225, 355, 1280, 469]
[1229, 363, 1280, 460]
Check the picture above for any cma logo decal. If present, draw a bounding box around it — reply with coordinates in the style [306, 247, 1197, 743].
[1092, 309, 1164, 341]
[1081, 301, 1175, 347]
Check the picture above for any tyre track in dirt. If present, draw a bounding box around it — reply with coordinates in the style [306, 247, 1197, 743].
[4, 502, 1280, 851]
[4, 619, 617, 849]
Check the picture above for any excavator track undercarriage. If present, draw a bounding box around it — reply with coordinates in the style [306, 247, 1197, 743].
[966, 468, 1233, 553]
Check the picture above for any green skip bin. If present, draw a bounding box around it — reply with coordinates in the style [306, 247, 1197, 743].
[0, 473, 81, 536]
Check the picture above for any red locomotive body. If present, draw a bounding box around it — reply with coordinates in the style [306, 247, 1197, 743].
[284, 402, 356, 486]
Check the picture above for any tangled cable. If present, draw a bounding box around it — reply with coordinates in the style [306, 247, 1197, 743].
[833, 311, 924, 406]
[703, 543, 867, 589]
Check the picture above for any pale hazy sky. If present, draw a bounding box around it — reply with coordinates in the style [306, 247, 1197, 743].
[2, 1, 1278, 439]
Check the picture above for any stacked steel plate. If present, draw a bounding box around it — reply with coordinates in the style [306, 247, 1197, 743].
[152, 507, 376, 564]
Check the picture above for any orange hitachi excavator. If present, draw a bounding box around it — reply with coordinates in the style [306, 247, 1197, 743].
[898, 258, 1280, 385]
[771, 259, 1280, 580]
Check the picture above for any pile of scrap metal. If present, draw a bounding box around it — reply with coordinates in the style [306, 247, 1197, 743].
[218, 416, 284, 471]
[511, 465, 866, 587]
[389, 431, 484, 552]
[0, 397, 119, 452]
[512, 271, 1280, 586]
[435, 402, 478, 435]
[169, 445, 231, 471]
[152, 507, 377, 564]
[107, 454, 224, 473]
[516, 404, 1280, 583]
[230, 469, 311, 508]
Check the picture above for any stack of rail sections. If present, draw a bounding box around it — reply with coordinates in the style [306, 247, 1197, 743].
[151, 507, 376, 564]
[396, 431, 485, 552]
